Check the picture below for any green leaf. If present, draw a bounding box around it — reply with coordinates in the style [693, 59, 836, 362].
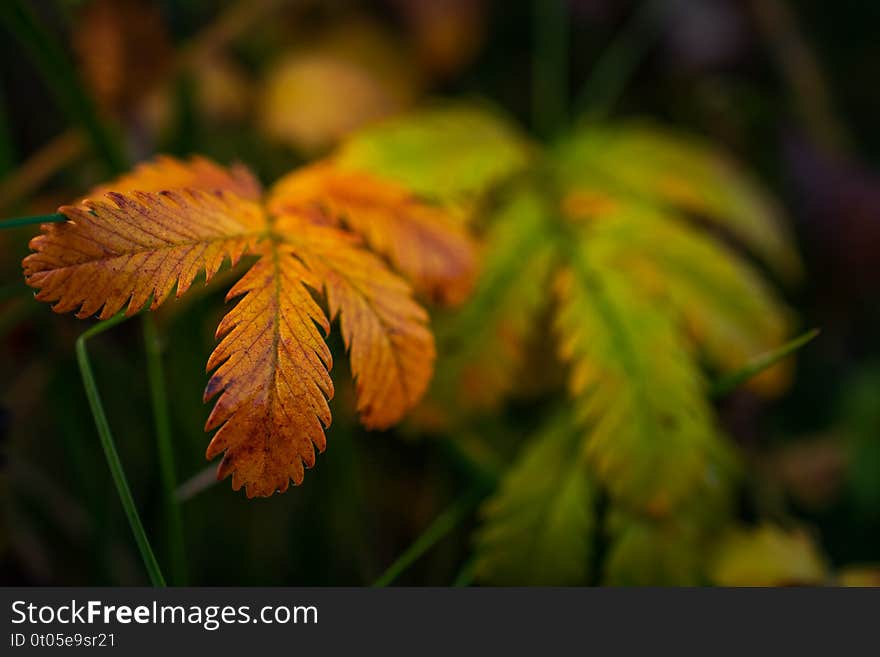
[555, 241, 725, 514]
[554, 121, 801, 280]
[433, 185, 558, 410]
[334, 103, 533, 203]
[578, 202, 794, 395]
[603, 464, 735, 585]
[603, 514, 704, 586]
[474, 412, 594, 585]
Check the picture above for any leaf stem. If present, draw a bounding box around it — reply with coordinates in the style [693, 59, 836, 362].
[0, 213, 66, 229]
[372, 485, 486, 587]
[711, 328, 820, 397]
[452, 558, 477, 587]
[574, 0, 671, 119]
[142, 314, 187, 585]
[76, 314, 166, 587]
[532, 0, 569, 138]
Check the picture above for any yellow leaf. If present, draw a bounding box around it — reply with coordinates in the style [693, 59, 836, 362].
[269, 162, 477, 304]
[836, 566, 880, 587]
[259, 20, 419, 153]
[710, 525, 828, 586]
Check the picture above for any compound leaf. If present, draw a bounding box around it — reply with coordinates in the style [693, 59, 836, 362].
[22, 152, 448, 497]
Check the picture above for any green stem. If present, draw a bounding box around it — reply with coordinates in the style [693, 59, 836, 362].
[76, 314, 166, 586]
[574, 0, 670, 119]
[372, 486, 486, 587]
[0, 0, 126, 173]
[0, 213, 66, 229]
[452, 558, 477, 587]
[142, 314, 187, 585]
[532, 0, 569, 138]
[711, 328, 820, 398]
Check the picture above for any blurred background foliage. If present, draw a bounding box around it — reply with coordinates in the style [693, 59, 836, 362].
[0, 0, 878, 586]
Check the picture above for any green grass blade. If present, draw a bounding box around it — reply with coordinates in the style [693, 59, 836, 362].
[372, 485, 486, 587]
[452, 558, 477, 587]
[142, 314, 187, 585]
[574, 0, 670, 118]
[711, 328, 820, 398]
[76, 314, 167, 587]
[533, 0, 569, 138]
[0, 213, 66, 229]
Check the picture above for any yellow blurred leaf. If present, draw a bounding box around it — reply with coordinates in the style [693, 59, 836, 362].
[710, 525, 828, 586]
[259, 21, 420, 153]
[836, 566, 880, 587]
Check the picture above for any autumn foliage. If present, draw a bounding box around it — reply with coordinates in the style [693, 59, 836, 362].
[18, 100, 841, 585]
[23, 153, 473, 497]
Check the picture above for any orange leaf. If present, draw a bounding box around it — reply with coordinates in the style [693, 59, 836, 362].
[21, 153, 456, 496]
[277, 212, 435, 428]
[23, 190, 266, 319]
[204, 241, 334, 497]
[72, 0, 172, 115]
[268, 162, 476, 304]
[87, 155, 263, 200]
